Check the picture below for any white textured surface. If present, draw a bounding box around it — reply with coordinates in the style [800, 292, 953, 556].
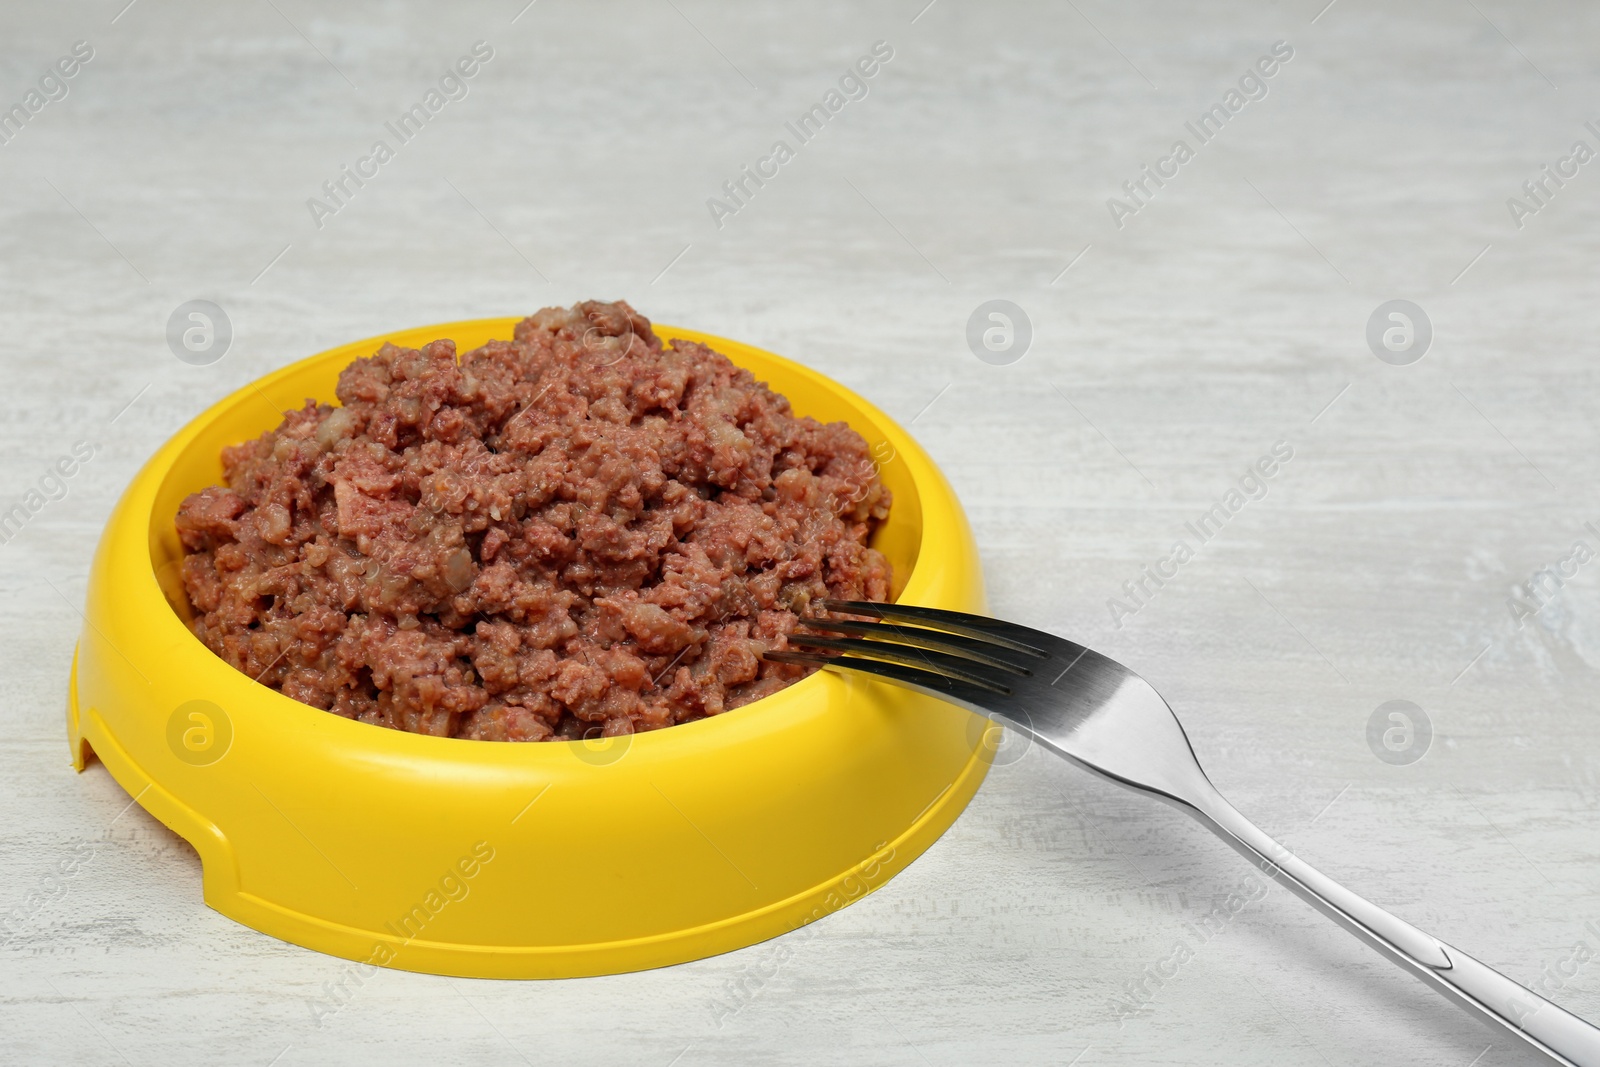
[3, 1, 1599, 1063]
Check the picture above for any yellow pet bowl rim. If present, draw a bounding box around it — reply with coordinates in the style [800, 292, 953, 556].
[67, 318, 990, 978]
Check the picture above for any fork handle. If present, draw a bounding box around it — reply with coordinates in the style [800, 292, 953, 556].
[1189, 787, 1600, 1066]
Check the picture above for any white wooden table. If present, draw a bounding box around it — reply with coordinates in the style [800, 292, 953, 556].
[2, 1, 1597, 1063]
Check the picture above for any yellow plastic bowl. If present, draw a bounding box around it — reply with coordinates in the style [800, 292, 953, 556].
[67, 318, 988, 978]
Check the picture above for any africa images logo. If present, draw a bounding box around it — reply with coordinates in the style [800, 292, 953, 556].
[0, 40, 94, 148]
[705, 41, 894, 229]
[1106, 440, 1294, 628]
[1106, 41, 1294, 229]
[305, 42, 495, 229]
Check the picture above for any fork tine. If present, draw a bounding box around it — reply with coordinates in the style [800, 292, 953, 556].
[764, 648, 1010, 707]
[792, 620, 1035, 676]
[819, 599, 1053, 656]
[780, 633, 1017, 694]
[784, 633, 1016, 692]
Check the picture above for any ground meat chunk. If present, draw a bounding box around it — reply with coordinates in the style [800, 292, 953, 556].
[175, 300, 893, 741]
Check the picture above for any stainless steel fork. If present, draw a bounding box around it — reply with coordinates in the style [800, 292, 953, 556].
[767, 600, 1600, 1067]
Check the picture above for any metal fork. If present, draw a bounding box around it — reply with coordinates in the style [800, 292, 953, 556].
[767, 600, 1600, 1066]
